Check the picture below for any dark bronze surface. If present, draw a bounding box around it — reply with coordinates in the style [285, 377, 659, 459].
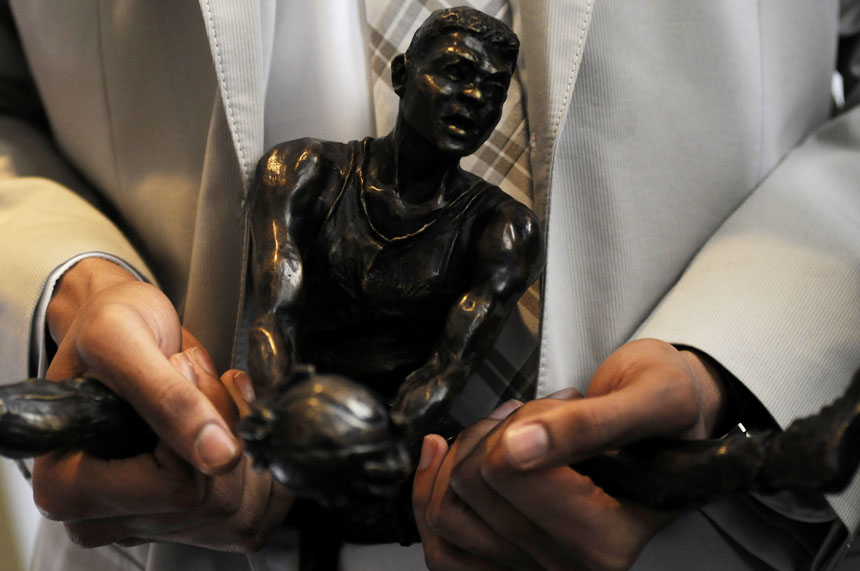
[240, 8, 540, 543]
[242, 7, 539, 525]
[573, 369, 860, 510]
[0, 377, 155, 459]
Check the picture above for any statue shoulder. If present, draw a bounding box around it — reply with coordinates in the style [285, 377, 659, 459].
[471, 189, 544, 288]
[468, 183, 541, 243]
[255, 138, 355, 192]
[251, 139, 361, 243]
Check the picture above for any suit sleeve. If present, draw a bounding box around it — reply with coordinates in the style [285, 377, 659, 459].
[0, 4, 152, 381]
[635, 97, 860, 533]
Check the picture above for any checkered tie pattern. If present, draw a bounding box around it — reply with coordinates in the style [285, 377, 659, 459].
[366, 0, 541, 406]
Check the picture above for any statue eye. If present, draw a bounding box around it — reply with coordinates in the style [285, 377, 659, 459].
[443, 62, 471, 81]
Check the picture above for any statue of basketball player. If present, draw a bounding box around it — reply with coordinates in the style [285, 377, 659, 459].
[243, 7, 542, 513]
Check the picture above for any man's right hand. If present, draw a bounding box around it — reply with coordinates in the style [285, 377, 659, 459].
[40, 257, 240, 473]
[30, 258, 293, 550]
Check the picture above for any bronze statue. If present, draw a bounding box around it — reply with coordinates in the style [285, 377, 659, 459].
[240, 7, 541, 544]
[243, 4, 538, 498]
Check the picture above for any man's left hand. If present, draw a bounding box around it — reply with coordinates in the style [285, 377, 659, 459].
[412, 339, 726, 570]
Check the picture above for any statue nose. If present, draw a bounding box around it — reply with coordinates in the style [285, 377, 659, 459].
[460, 83, 484, 103]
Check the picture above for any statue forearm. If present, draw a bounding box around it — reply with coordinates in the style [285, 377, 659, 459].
[249, 204, 304, 390]
[431, 288, 507, 372]
[390, 286, 514, 441]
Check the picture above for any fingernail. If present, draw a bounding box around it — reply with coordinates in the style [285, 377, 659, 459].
[195, 423, 238, 472]
[171, 353, 198, 385]
[547, 387, 583, 400]
[189, 347, 217, 376]
[503, 422, 548, 468]
[417, 435, 436, 471]
[233, 371, 256, 403]
[488, 399, 522, 419]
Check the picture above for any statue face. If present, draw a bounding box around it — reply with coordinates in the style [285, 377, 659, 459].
[400, 32, 513, 156]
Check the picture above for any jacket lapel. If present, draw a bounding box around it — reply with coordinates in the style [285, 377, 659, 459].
[185, 0, 264, 371]
[197, 0, 265, 191]
[517, 0, 594, 223]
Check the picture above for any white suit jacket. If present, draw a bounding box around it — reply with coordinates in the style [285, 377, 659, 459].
[2, 1, 860, 569]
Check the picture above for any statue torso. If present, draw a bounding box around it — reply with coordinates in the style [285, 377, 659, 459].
[293, 138, 501, 399]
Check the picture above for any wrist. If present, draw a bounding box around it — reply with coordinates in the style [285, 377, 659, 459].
[46, 257, 137, 344]
[676, 346, 780, 437]
[678, 348, 728, 437]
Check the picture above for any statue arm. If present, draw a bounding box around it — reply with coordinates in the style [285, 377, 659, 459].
[248, 140, 329, 392]
[391, 199, 544, 441]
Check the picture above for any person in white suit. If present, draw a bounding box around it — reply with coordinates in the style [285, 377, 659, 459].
[1, 1, 859, 570]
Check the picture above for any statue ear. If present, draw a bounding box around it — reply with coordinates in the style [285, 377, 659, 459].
[391, 54, 406, 96]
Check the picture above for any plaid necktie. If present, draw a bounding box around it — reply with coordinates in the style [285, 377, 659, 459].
[366, 0, 541, 408]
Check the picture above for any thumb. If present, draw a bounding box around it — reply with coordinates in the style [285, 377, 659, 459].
[128, 348, 241, 475]
[86, 311, 241, 475]
[501, 382, 678, 469]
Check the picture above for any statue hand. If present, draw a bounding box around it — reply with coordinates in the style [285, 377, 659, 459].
[391, 359, 468, 444]
[247, 314, 291, 394]
[242, 372, 411, 507]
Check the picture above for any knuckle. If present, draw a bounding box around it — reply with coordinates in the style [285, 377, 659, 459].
[202, 486, 241, 519]
[571, 403, 607, 449]
[31, 479, 56, 518]
[154, 380, 204, 423]
[77, 303, 129, 351]
[478, 448, 508, 486]
[424, 502, 448, 536]
[448, 467, 469, 496]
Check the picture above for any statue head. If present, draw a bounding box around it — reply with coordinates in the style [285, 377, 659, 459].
[391, 7, 520, 156]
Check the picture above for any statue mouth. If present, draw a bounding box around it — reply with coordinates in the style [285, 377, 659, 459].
[443, 114, 477, 138]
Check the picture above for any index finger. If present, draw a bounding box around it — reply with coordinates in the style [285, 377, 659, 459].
[34, 443, 204, 521]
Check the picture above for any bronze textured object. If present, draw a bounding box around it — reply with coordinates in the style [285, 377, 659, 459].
[0, 377, 155, 459]
[245, 7, 539, 439]
[573, 368, 860, 510]
[242, 7, 541, 543]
